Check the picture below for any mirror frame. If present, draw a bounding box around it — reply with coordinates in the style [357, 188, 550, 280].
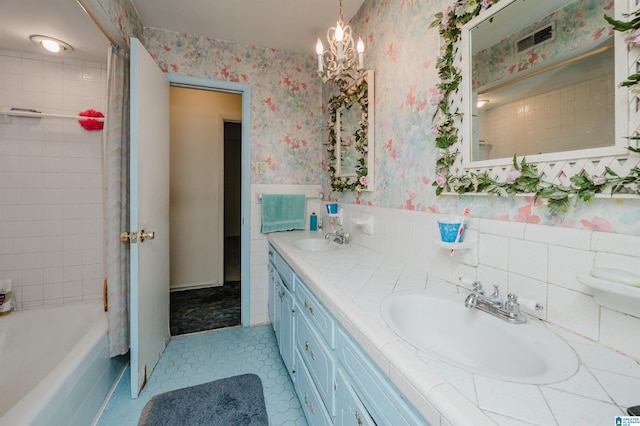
[430, 0, 640, 212]
[327, 70, 375, 192]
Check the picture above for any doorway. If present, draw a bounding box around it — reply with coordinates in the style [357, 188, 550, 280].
[168, 86, 243, 335]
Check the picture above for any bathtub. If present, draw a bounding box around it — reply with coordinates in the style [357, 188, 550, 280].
[0, 301, 124, 426]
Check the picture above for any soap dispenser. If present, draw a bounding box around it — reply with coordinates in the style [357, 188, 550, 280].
[310, 212, 318, 231]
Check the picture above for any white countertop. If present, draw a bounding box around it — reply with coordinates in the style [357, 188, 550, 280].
[268, 230, 639, 425]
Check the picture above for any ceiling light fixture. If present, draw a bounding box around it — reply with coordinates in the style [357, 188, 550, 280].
[29, 35, 74, 54]
[315, 0, 365, 83]
[477, 99, 490, 108]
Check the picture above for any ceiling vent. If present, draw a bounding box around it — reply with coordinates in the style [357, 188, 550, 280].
[515, 22, 555, 54]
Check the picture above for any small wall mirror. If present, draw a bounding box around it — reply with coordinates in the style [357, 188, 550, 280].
[327, 70, 375, 192]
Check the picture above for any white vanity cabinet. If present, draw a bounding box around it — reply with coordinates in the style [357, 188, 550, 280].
[267, 244, 429, 426]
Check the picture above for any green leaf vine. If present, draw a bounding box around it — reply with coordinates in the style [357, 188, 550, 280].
[327, 77, 370, 192]
[430, 0, 640, 212]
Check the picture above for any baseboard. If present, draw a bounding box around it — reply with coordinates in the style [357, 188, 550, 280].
[170, 282, 224, 292]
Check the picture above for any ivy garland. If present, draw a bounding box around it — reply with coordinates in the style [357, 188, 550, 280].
[327, 77, 370, 192]
[430, 0, 640, 213]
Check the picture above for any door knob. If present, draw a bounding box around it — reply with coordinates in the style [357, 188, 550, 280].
[120, 231, 137, 243]
[139, 230, 155, 242]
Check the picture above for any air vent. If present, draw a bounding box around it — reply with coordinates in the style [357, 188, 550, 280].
[516, 22, 555, 54]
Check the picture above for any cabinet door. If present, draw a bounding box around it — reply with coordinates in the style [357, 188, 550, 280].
[295, 349, 332, 426]
[268, 262, 276, 330]
[335, 368, 376, 426]
[296, 313, 335, 416]
[273, 272, 283, 342]
[280, 282, 296, 378]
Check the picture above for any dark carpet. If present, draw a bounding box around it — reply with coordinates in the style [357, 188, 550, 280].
[170, 282, 241, 336]
[138, 374, 268, 426]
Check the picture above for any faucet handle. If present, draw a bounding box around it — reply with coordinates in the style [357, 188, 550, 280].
[517, 297, 543, 311]
[505, 293, 520, 313]
[459, 276, 483, 293]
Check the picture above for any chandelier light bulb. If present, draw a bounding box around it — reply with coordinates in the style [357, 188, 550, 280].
[335, 22, 344, 42]
[316, 38, 324, 55]
[357, 37, 365, 54]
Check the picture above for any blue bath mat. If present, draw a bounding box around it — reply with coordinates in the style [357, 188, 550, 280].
[138, 374, 268, 426]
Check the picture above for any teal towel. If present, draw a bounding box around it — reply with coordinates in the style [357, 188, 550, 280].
[261, 194, 307, 233]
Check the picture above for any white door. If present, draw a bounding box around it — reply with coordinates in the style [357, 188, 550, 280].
[129, 38, 171, 398]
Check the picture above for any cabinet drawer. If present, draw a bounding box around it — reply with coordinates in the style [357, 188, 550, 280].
[296, 277, 335, 348]
[296, 313, 335, 416]
[295, 349, 332, 426]
[335, 367, 376, 426]
[336, 327, 427, 426]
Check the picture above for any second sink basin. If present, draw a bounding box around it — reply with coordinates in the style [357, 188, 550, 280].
[381, 290, 579, 384]
[292, 238, 341, 252]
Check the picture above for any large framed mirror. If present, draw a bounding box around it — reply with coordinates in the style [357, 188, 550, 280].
[431, 0, 640, 211]
[327, 70, 375, 192]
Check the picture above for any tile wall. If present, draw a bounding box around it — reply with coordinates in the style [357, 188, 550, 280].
[479, 73, 615, 159]
[0, 49, 107, 308]
[335, 202, 640, 361]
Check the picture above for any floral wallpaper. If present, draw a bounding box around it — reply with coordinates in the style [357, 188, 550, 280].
[472, 0, 613, 89]
[98, 0, 144, 46]
[101, 0, 640, 235]
[143, 29, 325, 185]
[332, 0, 640, 235]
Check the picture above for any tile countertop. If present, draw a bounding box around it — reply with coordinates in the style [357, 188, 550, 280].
[267, 231, 640, 426]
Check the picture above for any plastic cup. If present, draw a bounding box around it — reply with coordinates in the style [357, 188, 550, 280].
[438, 219, 464, 243]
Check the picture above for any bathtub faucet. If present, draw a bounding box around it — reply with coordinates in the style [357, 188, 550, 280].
[460, 278, 541, 324]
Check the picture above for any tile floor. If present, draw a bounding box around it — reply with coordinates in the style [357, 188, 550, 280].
[98, 325, 307, 426]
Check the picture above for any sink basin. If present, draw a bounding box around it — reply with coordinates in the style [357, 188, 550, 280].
[381, 290, 578, 384]
[292, 238, 341, 252]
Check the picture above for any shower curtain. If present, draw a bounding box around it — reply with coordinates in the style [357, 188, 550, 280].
[104, 45, 131, 357]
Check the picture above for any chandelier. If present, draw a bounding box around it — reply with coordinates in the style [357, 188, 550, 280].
[315, 0, 365, 82]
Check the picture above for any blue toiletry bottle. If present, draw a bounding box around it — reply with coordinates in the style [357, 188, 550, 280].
[310, 212, 318, 231]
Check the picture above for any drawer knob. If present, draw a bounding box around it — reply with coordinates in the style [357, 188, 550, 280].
[311, 350, 315, 360]
[304, 299, 315, 315]
[355, 410, 363, 425]
[305, 341, 309, 351]
[304, 393, 315, 414]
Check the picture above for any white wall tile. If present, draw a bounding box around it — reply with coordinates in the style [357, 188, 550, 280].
[600, 309, 640, 360]
[1, 54, 105, 305]
[478, 234, 509, 270]
[547, 285, 599, 340]
[508, 239, 548, 282]
[525, 223, 591, 250]
[592, 231, 640, 258]
[547, 245, 594, 294]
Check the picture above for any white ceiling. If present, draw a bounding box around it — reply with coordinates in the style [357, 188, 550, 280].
[0, 0, 365, 63]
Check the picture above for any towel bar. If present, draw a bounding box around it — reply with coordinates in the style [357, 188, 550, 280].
[256, 191, 323, 203]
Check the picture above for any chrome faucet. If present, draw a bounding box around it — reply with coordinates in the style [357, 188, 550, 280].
[460, 278, 542, 324]
[325, 229, 351, 245]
